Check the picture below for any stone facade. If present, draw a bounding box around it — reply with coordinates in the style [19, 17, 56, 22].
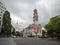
[23, 9, 42, 37]
[0, 2, 6, 32]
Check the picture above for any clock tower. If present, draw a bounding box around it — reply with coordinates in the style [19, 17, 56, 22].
[33, 9, 38, 25]
[33, 9, 42, 36]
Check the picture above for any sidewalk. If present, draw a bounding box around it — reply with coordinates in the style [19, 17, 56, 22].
[0, 38, 17, 45]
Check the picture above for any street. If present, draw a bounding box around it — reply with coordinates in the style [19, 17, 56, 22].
[0, 37, 60, 45]
[14, 37, 60, 45]
[0, 38, 17, 45]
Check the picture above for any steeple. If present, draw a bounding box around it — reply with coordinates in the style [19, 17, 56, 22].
[34, 9, 37, 14]
[33, 9, 38, 24]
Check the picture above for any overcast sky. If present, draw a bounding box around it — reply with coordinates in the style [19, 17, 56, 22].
[0, 0, 60, 29]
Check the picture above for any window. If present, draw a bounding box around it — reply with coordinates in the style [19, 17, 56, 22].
[0, 20, 1, 25]
[0, 23, 1, 25]
[0, 17, 1, 18]
[0, 14, 1, 16]
[1, 11, 3, 13]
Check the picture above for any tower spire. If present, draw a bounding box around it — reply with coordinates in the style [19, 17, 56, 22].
[33, 9, 38, 25]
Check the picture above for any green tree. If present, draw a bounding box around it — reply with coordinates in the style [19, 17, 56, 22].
[45, 15, 60, 38]
[1, 11, 12, 36]
[42, 30, 46, 37]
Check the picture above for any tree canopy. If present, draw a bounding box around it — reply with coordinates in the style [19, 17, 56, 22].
[45, 15, 60, 38]
[1, 11, 12, 36]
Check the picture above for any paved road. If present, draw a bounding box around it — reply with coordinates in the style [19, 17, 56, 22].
[0, 37, 60, 45]
[14, 37, 60, 45]
[0, 38, 17, 45]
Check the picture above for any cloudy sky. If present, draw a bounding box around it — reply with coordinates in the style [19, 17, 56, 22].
[0, 0, 60, 29]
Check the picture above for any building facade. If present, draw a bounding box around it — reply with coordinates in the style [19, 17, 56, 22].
[23, 9, 42, 37]
[0, 2, 6, 32]
[33, 9, 42, 36]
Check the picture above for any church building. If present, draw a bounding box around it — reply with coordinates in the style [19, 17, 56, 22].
[23, 9, 42, 37]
